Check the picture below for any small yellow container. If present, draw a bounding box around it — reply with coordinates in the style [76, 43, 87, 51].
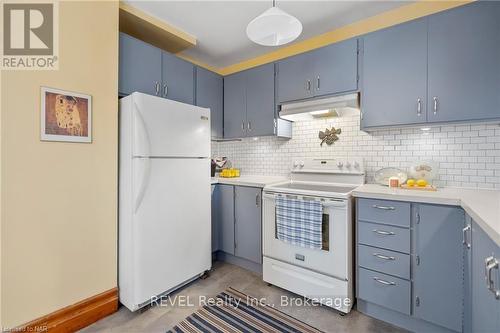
[220, 168, 240, 178]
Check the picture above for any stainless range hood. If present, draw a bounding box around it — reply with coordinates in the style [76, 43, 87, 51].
[279, 93, 360, 121]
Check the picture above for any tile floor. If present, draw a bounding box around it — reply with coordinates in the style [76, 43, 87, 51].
[80, 262, 406, 333]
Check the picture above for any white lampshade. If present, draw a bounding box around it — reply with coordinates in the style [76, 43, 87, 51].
[246, 6, 302, 46]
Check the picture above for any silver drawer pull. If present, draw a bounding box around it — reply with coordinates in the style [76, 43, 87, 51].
[372, 229, 395, 236]
[373, 277, 396, 286]
[372, 204, 395, 210]
[373, 253, 395, 261]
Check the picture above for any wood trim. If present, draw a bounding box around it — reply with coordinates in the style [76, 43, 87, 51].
[16, 288, 118, 333]
[119, 2, 196, 54]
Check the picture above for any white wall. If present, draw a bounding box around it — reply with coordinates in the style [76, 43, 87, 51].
[213, 115, 500, 189]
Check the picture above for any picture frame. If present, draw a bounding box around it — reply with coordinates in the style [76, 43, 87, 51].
[40, 87, 92, 143]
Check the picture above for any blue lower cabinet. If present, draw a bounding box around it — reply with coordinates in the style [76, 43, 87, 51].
[358, 267, 411, 315]
[212, 185, 263, 271]
[471, 220, 500, 333]
[356, 199, 469, 332]
[358, 244, 410, 280]
[357, 221, 410, 254]
[413, 204, 465, 332]
[234, 186, 262, 264]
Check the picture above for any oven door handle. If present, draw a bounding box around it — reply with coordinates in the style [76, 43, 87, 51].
[322, 201, 347, 208]
[263, 193, 347, 207]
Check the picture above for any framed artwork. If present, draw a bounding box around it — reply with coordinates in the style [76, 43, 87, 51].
[40, 87, 92, 143]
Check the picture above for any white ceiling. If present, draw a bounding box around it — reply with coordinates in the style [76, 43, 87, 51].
[125, 1, 409, 68]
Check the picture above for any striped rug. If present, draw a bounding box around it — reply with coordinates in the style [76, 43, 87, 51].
[167, 287, 324, 333]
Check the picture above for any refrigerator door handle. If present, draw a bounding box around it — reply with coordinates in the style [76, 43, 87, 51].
[134, 158, 151, 213]
[133, 101, 152, 157]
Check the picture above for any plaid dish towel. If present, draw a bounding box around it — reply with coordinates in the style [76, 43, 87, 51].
[276, 196, 323, 250]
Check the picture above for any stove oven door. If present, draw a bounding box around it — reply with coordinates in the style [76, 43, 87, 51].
[262, 192, 352, 280]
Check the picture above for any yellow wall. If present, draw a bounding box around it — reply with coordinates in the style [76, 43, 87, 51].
[0, 1, 118, 328]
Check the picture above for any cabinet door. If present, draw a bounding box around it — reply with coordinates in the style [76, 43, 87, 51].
[312, 39, 358, 97]
[224, 71, 247, 139]
[472, 221, 500, 333]
[234, 186, 262, 264]
[361, 19, 428, 128]
[119, 33, 162, 96]
[413, 204, 464, 332]
[211, 185, 220, 252]
[428, 2, 500, 123]
[161, 52, 194, 104]
[196, 67, 223, 138]
[215, 185, 235, 255]
[246, 63, 276, 137]
[276, 52, 313, 103]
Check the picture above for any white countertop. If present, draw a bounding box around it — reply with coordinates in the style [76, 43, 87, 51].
[353, 184, 500, 246]
[211, 175, 288, 188]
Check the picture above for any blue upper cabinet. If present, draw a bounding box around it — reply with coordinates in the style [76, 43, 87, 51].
[119, 33, 162, 97]
[471, 221, 500, 333]
[312, 39, 358, 97]
[361, 19, 428, 128]
[161, 52, 195, 104]
[276, 52, 313, 103]
[246, 63, 276, 137]
[196, 67, 223, 138]
[277, 39, 358, 104]
[224, 64, 279, 139]
[413, 204, 465, 332]
[361, 1, 500, 129]
[427, 1, 500, 123]
[224, 71, 247, 139]
[119, 33, 194, 104]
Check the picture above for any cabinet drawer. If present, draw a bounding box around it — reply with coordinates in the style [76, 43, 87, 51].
[358, 221, 410, 254]
[358, 244, 410, 280]
[358, 198, 410, 227]
[358, 267, 411, 315]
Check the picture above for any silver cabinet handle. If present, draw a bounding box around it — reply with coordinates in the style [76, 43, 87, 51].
[372, 204, 395, 210]
[241, 121, 245, 132]
[433, 96, 438, 115]
[462, 225, 471, 249]
[373, 253, 395, 261]
[485, 256, 499, 299]
[373, 229, 395, 236]
[163, 83, 168, 97]
[154, 81, 160, 95]
[316, 76, 320, 91]
[247, 121, 252, 131]
[373, 277, 396, 286]
[255, 193, 260, 206]
[417, 98, 422, 116]
[306, 80, 311, 91]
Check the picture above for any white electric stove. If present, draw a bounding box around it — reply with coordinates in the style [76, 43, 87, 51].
[262, 158, 365, 313]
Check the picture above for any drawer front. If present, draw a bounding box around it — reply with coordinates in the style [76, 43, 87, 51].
[358, 267, 411, 315]
[358, 198, 410, 227]
[358, 244, 410, 280]
[358, 221, 410, 254]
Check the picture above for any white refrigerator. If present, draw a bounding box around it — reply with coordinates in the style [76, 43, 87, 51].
[119, 92, 211, 311]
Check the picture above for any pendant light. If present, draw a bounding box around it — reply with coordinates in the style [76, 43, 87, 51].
[246, 0, 302, 46]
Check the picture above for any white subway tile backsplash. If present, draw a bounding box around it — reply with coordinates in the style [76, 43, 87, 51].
[212, 115, 500, 189]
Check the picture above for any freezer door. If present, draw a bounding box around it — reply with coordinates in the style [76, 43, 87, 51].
[132, 157, 211, 307]
[132, 92, 210, 158]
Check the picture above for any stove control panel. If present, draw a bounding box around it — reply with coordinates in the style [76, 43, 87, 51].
[292, 158, 365, 174]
